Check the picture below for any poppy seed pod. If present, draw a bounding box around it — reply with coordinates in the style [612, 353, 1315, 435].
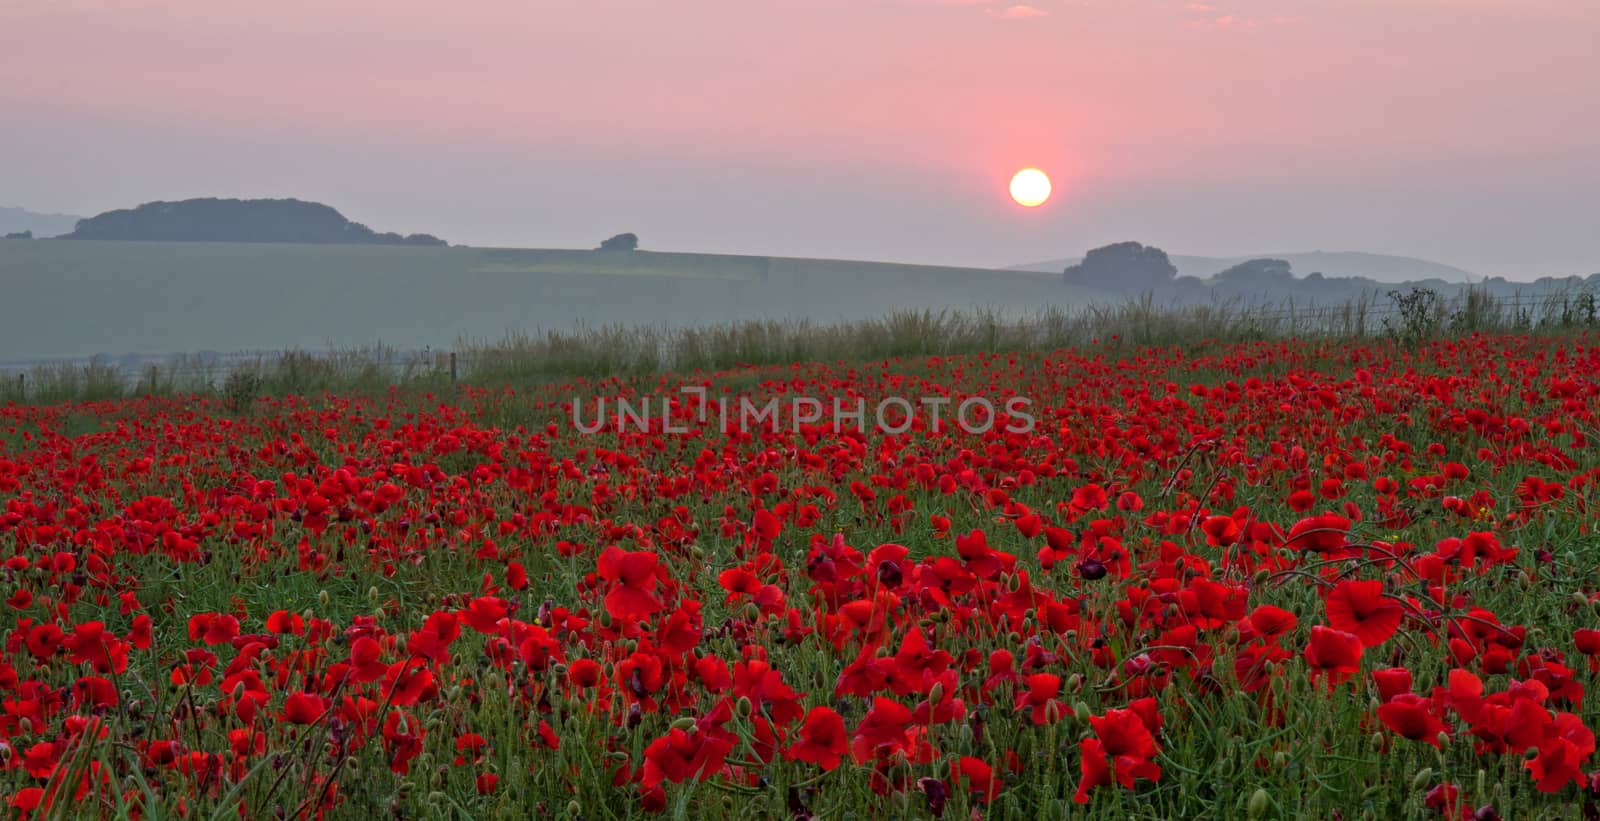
[1247, 788, 1269, 820]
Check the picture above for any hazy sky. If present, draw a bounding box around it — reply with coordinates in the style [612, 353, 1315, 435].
[3, 0, 1597, 277]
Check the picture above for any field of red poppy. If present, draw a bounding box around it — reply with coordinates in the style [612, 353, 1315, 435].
[3, 332, 1600, 819]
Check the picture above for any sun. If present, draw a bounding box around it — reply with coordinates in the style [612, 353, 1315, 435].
[1009, 168, 1052, 208]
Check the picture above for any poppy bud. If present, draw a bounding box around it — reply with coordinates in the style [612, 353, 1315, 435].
[1247, 788, 1269, 820]
[741, 602, 761, 621]
[318, 590, 330, 607]
[1074, 702, 1091, 722]
[929, 682, 945, 705]
[876, 559, 902, 587]
[736, 696, 753, 717]
[1436, 731, 1449, 748]
[1410, 767, 1432, 791]
[917, 777, 949, 817]
[1066, 673, 1083, 693]
[1370, 732, 1385, 751]
[368, 586, 380, 602]
[670, 717, 696, 731]
[1273, 751, 1289, 768]
[690, 546, 704, 560]
[1044, 701, 1061, 724]
[959, 723, 973, 746]
[1252, 569, 1270, 586]
[567, 800, 582, 817]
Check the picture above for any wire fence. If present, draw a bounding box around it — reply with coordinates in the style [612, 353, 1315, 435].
[2, 288, 1596, 404]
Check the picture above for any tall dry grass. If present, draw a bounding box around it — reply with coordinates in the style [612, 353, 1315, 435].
[2, 286, 1594, 405]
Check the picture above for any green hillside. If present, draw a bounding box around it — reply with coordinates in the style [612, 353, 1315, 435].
[0, 240, 1110, 361]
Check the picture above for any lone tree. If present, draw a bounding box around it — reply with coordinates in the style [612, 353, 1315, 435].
[599, 232, 639, 251]
[1062, 241, 1177, 293]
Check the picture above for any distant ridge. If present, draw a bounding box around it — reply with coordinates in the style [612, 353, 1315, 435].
[0, 206, 84, 238]
[1010, 251, 1478, 284]
[60, 198, 447, 246]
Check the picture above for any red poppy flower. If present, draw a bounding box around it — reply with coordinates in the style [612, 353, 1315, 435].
[1372, 667, 1413, 702]
[597, 546, 664, 621]
[788, 706, 848, 770]
[641, 726, 734, 787]
[1247, 605, 1298, 642]
[851, 697, 915, 763]
[1304, 626, 1364, 686]
[1074, 738, 1112, 804]
[1325, 580, 1403, 647]
[1286, 514, 1352, 553]
[1376, 694, 1448, 747]
[1015, 673, 1064, 725]
[951, 756, 1001, 803]
[1526, 712, 1596, 792]
[283, 691, 329, 725]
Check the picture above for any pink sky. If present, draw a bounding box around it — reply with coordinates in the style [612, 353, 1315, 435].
[3, 0, 1597, 275]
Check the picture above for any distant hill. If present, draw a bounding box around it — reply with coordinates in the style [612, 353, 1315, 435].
[60, 198, 447, 246]
[0, 206, 84, 238]
[1011, 251, 1478, 284]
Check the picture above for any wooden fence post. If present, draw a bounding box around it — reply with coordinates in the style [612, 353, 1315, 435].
[15, 373, 23, 402]
[449, 352, 458, 384]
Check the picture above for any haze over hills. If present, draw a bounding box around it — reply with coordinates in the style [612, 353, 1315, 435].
[0, 239, 1107, 362]
[1010, 251, 1480, 284]
[0, 206, 83, 238]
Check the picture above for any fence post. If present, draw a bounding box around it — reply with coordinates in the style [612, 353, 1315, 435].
[15, 373, 22, 402]
[449, 352, 458, 384]
[147, 365, 159, 395]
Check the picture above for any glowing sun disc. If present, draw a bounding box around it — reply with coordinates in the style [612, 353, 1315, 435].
[1009, 168, 1052, 207]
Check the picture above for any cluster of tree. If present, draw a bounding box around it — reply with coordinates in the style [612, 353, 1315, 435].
[1062, 241, 1177, 292]
[3, 231, 31, 240]
[599, 232, 639, 251]
[61, 198, 447, 246]
[1063, 240, 1600, 305]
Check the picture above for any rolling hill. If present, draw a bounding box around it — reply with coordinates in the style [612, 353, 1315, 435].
[0, 239, 1111, 362]
[1011, 251, 1479, 283]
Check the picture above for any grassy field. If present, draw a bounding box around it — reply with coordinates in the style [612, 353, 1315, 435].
[0, 239, 1109, 362]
